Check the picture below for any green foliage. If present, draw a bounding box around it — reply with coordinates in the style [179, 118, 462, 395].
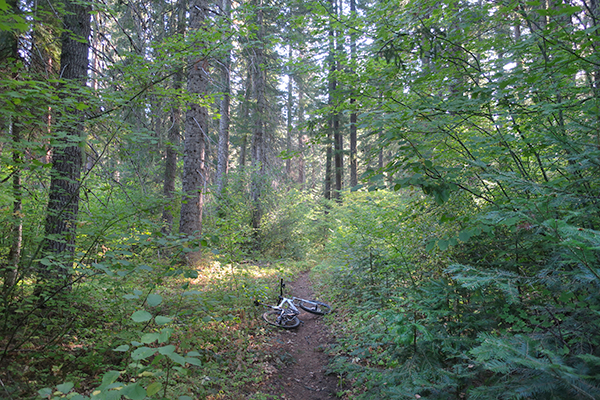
[3, 231, 300, 399]
[205, 170, 329, 262]
[315, 0, 600, 395]
[259, 188, 319, 260]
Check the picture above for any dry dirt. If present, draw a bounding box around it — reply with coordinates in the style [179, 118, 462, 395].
[255, 271, 344, 400]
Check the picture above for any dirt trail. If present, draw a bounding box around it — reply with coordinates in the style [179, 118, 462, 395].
[257, 271, 342, 399]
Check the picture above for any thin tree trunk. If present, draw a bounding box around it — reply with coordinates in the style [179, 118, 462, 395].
[332, 0, 343, 201]
[297, 85, 305, 188]
[349, 0, 358, 188]
[5, 116, 22, 293]
[162, 70, 182, 233]
[215, 0, 231, 196]
[2, 0, 22, 294]
[286, 45, 293, 177]
[239, 69, 252, 169]
[250, 0, 267, 233]
[325, 0, 336, 202]
[40, 0, 90, 290]
[179, 0, 208, 236]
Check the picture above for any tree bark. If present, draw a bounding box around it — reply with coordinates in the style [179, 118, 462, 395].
[215, 0, 231, 197]
[349, 0, 358, 188]
[162, 0, 186, 234]
[2, 0, 22, 294]
[297, 83, 306, 188]
[40, 0, 90, 288]
[239, 69, 252, 169]
[324, 0, 336, 201]
[250, 0, 267, 233]
[331, 0, 343, 201]
[286, 45, 293, 177]
[179, 0, 208, 236]
[4, 116, 22, 294]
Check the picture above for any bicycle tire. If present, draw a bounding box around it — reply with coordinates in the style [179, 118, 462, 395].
[262, 310, 301, 329]
[298, 300, 331, 315]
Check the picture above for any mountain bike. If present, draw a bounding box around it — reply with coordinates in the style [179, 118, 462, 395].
[256, 279, 331, 329]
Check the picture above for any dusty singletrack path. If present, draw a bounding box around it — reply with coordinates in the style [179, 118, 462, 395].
[258, 271, 342, 399]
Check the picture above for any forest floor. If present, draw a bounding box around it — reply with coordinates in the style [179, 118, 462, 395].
[253, 271, 344, 399]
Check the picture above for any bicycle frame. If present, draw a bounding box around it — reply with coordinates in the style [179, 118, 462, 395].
[269, 295, 303, 315]
[259, 279, 331, 328]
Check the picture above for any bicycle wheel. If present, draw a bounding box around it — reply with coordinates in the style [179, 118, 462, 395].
[262, 310, 300, 329]
[298, 300, 331, 315]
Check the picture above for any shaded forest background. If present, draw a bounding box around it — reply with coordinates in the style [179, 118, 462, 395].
[2, 0, 600, 398]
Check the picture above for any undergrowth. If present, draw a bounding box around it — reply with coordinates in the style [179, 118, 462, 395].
[1, 250, 305, 400]
[312, 189, 600, 400]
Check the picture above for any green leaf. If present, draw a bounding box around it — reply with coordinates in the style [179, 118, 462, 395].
[178, 396, 194, 400]
[122, 383, 146, 400]
[131, 310, 152, 323]
[56, 382, 74, 393]
[458, 230, 471, 242]
[155, 315, 172, 325]
[38, 388, 53, 397]
[113, 344, 130, 352]
[158, 345, 176, 355]
[131, 346, 156, 361]
[185, 356, 202, 366]
[167, 352, 187, 366]
[438, 239, 449, 251]
[140, 333, 160, 344]
[146, 382, 162, 396]
[40, 257, 53, 266]
[158, 328, 173, 343]
[146, 294, 163, 307]
[425, 240, 436, 252]
[75, 102, 89, 110]
[100, 370, 121, 389]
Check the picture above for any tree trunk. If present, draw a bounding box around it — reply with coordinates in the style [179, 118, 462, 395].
[4, 116, 22, 294]
[2, 0, 22, 294]
[215, 0, 231, 197]
[349, 0, 358, 188]
[162, 68, 182, 233]
[40, 0, 90, 289]
[286, 45, 293, 177]
[297, 84, 306, 188]
[179, 0, 208, 236]
[250, 0, 267, 233]
[332, 0, 343, 201]
[239, 69, 252, 169]
[162, 0, 186, 233]
[324, 0, 336, 202]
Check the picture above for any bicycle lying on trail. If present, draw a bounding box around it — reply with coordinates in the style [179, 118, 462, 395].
[255, 279, 331, 329]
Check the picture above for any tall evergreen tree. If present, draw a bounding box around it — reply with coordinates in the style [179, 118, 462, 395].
[215, 0, 232, 198]
[179, 0, 209, 236]
[40, 0, 91, 289]
[162, 0, 186, 233]
[250, 0, 268, 233]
